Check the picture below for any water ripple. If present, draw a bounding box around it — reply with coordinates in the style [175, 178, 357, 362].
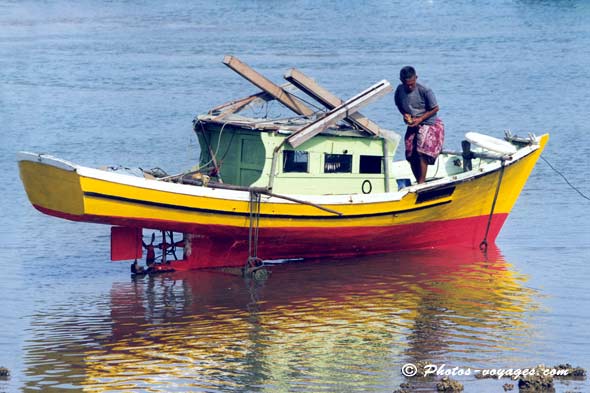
[13, 247, 546, 391]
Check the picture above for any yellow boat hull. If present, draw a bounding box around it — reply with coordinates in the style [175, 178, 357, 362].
[18, 134, 548, 268]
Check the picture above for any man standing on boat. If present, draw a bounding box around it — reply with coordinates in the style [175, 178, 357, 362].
[394, 66, 444, 184]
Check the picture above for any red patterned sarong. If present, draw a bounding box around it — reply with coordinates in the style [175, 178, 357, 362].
[405, 118, 445, 164]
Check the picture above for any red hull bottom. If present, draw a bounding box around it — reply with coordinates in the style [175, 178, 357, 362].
[181, 214, 508, 269]
[35, 205, 507, 270]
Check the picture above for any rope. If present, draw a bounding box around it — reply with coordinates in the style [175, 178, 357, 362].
[218, 129, 237, 163]
[247, 189, 262, 263]
[195, 120, 230, 179]
[480, 161, 506, 251]
[243, 189, 267, 278]
[541, 155, 590, 201]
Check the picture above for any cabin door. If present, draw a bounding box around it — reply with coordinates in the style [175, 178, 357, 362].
[238, 135, 264, 186]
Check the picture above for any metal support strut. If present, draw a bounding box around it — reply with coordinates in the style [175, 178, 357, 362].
[480, 161, 506, 251]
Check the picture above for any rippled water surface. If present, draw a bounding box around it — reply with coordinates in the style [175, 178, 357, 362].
[1, 1, 590, 392]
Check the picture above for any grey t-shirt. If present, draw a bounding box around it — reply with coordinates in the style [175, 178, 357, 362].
[394, 83, 438, 125]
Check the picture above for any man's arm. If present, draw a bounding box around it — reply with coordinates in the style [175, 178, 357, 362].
[410, 85, 439, 126]
[395, 86, 414, 125]
[409, 105, 439, 126]
[394, 86, 405, 115]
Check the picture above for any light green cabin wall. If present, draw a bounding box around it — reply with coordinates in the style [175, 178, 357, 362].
[198, 126, 399, 194]
[250, 132, 398, 195]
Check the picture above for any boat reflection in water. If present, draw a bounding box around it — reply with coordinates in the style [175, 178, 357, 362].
[22, 246, 538, 392]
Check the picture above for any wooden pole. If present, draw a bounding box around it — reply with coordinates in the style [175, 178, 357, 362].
[173, 179, 342, 216]
[223, 55, 315, 116]
[287, 80, 392, 148]
[285, 68, 384, 136]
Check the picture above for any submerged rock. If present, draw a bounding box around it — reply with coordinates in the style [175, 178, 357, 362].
[474, 371, 495, 379]
[413, 360, 433, 378]
[436, 376, 464, 392]
[393, 382, 415, 393]
[518, 366, 555, 392]
[553, 363, 586, 378]
[402, 360, 432, 378]
[503, 383, 515, 391]
[0, 366, 9, 379]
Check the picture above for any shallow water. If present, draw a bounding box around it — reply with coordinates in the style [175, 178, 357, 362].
[1, 1, 590, 392]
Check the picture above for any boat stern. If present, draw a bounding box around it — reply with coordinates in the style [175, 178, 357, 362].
[18, 152, 85, 220]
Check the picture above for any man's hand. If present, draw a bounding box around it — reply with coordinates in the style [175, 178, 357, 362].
[408, 115, 423, 127]
[408, 106, 439, 127]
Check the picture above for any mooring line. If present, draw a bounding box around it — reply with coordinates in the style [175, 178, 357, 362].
[480, 161, 506, 251]
[541, 155, 590, 201]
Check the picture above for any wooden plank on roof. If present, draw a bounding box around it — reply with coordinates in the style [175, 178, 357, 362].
[223, 55, 315, 116]
[285, 68, 384, 136]
[287, 80, 392, 148]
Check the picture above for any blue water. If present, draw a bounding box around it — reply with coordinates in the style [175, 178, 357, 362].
[1, 1, 590, 392]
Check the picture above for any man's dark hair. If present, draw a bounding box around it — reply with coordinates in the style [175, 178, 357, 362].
[400, 66, 416, 81]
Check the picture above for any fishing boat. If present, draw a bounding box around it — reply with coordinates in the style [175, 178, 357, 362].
[18, 56, 548, 272]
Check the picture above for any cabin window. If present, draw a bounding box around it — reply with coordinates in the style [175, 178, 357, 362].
[324, 153, 352, 173]
[283, 150, 309, 173]
[359, 155, 383, 174]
